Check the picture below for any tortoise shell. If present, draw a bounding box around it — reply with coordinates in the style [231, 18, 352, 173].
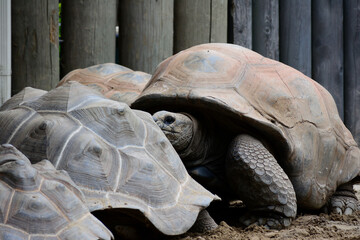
[0, 144, 113, 239]
[132, 43, 360, 210]
[57, 63, 151, 105]
[0, 82, 216, 235]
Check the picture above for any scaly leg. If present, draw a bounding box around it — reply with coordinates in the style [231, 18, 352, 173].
[226, 134, 297, 229]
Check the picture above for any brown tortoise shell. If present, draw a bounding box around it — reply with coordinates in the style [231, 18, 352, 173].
[57, 63, 151, 105]
[132, 43, 360, 210]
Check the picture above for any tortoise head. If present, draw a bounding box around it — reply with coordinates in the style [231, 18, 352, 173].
[0, 144, 40, 191]
[152, 111, 194, 154]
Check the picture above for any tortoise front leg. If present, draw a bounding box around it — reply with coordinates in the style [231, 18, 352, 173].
[226, 134, 297, 229]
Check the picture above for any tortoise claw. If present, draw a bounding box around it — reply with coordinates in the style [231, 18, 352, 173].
[326, 183, 359, 215]
[328, 195, 359, 215]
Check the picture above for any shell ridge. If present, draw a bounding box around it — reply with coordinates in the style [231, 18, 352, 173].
[68, 106, 124, 150]
[175, 174, 188, 205]
[104, 70, 133, 84]
[112, 150, 123, 192]
[143, 147, 182, 187]
[3, 189, 15, 224]
[54, 126, 82, 168]
[0, 223, 29, 236]
[39, 186, 71, 223]
[6, 110, 36, 144]
[54, 212, 91, 235]
[274, 68, 296, 98]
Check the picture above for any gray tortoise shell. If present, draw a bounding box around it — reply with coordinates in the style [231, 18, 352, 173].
[0, 82, 216, 235]
[0, 144, 113, 240]
[132, 43, 360, 210]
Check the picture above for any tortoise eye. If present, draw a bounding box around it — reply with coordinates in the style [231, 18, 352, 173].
[164, 115, 175, 125]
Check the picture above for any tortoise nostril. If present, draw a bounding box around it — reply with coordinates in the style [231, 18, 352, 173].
[164, 115, 175, 125]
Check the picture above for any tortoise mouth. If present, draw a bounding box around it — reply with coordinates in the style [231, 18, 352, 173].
[153, 119, 180, 134]
[0, 159, 17, 167]
[161, 128, 179, 134]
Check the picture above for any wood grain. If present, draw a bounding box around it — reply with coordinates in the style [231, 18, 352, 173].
[344, 0, 360, 145]
[174, 0, 227, 53]
[253, 0, 279, 60]
[11, 0, 59, 95]
[229, 0, 252, 48]
[279, 0, 311, 77]
[61, 0, 117, 77]
[0, 0, 11, 105]
[312, 0, 344, 119]
[118, 0, 173, 74]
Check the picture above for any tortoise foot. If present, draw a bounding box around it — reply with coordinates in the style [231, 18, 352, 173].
[327, 183, 359, 215]
[190, 210, 218, 232]
[240, 212, 292, 229]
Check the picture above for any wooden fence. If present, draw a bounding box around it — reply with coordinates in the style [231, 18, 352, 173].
[6, 0, 360, 145]
[229, 0, 360, 146]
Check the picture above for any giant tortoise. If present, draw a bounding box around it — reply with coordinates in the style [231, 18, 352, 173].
[0, 144, 113, 239]
[57, 63, 151, 105]
[132, 43, 360, 229]
[0, 82, 217, 235]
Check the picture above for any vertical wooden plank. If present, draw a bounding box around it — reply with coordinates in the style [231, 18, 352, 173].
[118, 0, 173, 73]
[61, 0, 116, 77]
[174, 0, 227, 53]
[279, 0, 311, 77]
[344, 0, 360, 144]
[174, 0, 210, 53]
[252, 0, 279, 60]
[210, 0, 228, 43]
[11, 0, 59, 94]
[228, 0, 252, 48]
[312, 0, 344, 119]
[0, 0, 11, 105]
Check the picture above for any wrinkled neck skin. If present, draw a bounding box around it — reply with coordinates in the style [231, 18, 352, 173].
[178, 113, 229, 176]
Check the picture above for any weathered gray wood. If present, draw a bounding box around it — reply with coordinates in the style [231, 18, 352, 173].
[174, 0, 227, 53]
[312, 0, 344, 119]
[279, 0, 311, 77]
[118, 0, 173, 74]
[344, 0, 360, 145]
[252, 0, 279, 60]
[210, 0, 228, 43]
[11, 0, 59, 95]
[61, 0, 116, 77]
[229, 0, 252, 48]
[0, 0, 11, 105]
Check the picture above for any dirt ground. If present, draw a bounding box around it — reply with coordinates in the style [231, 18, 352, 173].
[170, 185, 360, 240]
[174, 213, 360, 240]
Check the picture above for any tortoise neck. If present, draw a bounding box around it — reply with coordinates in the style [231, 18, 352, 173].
[179, 114, 229, 170]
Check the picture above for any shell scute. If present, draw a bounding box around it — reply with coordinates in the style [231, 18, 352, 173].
[57, 127, 120, 192]
[7, 191, 67, 234]
[0, 181, 12, 223]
